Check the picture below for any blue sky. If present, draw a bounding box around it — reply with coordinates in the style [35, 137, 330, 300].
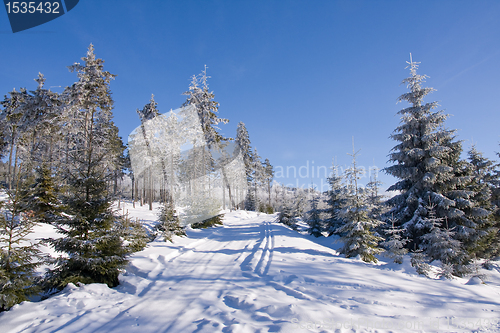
[2, 0, 500, 192]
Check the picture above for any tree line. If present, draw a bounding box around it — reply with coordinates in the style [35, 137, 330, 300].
[287, 57, 500, 279]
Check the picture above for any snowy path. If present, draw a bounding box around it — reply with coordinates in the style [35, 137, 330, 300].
[2, 210, 500, 332]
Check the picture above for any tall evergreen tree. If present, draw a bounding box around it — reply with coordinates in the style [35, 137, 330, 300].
[235, 122, 253, 183]
[419, 204, 463, 278]
[183, 66, 230, 149]
[381, 216, 408, 264]
[0, 178, 43, 311]
[156, 202, 186, 242]
[384, 56, 463, 251]
[462, 145, 498, 258]
[262, 158, 274, 212]
[337, 146, 384, 263]
[28, 165, 63, 225]
[306, 192, 323, 237]
[1, 88, 28, 190]
[324, 161, 346, 236]
[46, 44, 129, 289]
[251, 148, 265, 211]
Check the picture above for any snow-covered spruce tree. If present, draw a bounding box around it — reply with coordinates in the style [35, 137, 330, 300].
[277, 204, 297, 230]
[235, 122, 253, 184]
[306, 192, 323, 237]
[262, 158, 274, 213]
[182, 66, 235, 211]
[277, 188, 307, 230]
[463, 146, 499, 259]
[324, 161, 346, 236]
[251, 148, 265, 211]
[244, 190, 257, 211]
[381, 215, 408, 264]
[490, 147, 500, 258]
[46, 44, 129, 289]
[410, 250, 431, 277]
[0, 178, 43, 311]
[28, 165, 63, 225]
[0, 74, 63, 189]
[384, 57, 469, 272]
[365, 168, 385, 220]
[419, 204, 464, 278]
[117, 216, 149, 253]
[20, 74, 63, 171]
[183, 65, 230, 149]
[336, 146, 384, 263]
[1, 88, 29, 190]
[156, 202, 186, 242]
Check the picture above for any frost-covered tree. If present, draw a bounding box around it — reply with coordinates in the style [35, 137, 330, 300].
[251, 148, 265, 211]
[324, 161, 346, 236]
[277, 204, 297, 230]
[1, 88, 29, 189]
[410, 250, 431, 277]
[381, 216, 408, 264]
[384, 56, 464, 251]
[21, 74, 63, 170]
[156, 202, 186, 242]
[366, 168, 385, 219]
[183, 66, 230, 149]
[118, 216, 149, 253]
[235, 122, 253, 183]
[0, 179, 43, 311]
[336, 146, 384, 263]
[306, 192, 323, 237]
[419, 204, 466, 278]
[262, 158, 274, 212]
[277, 188, 307, 230]
[463, 145, 498, 258]
[46, 44, 129, 289]
[28, 165, 63, 225]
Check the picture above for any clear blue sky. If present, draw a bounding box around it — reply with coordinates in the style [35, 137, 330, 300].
[2, 1, 500, 192]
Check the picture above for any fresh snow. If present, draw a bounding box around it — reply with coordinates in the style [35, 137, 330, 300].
[2, 201, 500, 333]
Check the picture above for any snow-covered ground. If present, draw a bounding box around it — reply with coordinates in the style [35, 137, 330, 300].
[2, 201, 500, 333]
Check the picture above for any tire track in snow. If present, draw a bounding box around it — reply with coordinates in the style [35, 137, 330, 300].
[239, 220, 275, 277]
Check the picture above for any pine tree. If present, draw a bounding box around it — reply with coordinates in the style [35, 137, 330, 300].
[306, 192, 323, 237]
[277, 204, 297, 230]
[183, 66, 230, 149]
[1, 88, 28, 190]
[28, 165, 63, 224]
[235, 122, 253, 184]
[410, 250, 431, 277]
[118, 216, 149, 253]
[365, 168, 385, 220]
[419, 204, 465, 278]
[384, 55, 465, 255]
[324, 161, 346, 236]
[336, 145, 384, 263]
[490, 146, 500, 258]
[381, 216, 408, 264]
[21, 73, 63, 170]
[156, 202, 186, 242]
[463, 146, 498, 258]
[182, 66, 235, 210]
[0, 178, 43, 311]
[250, 148, 265, 211]
[262, 158, 274, 212]
[46, 44, 129, 289]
